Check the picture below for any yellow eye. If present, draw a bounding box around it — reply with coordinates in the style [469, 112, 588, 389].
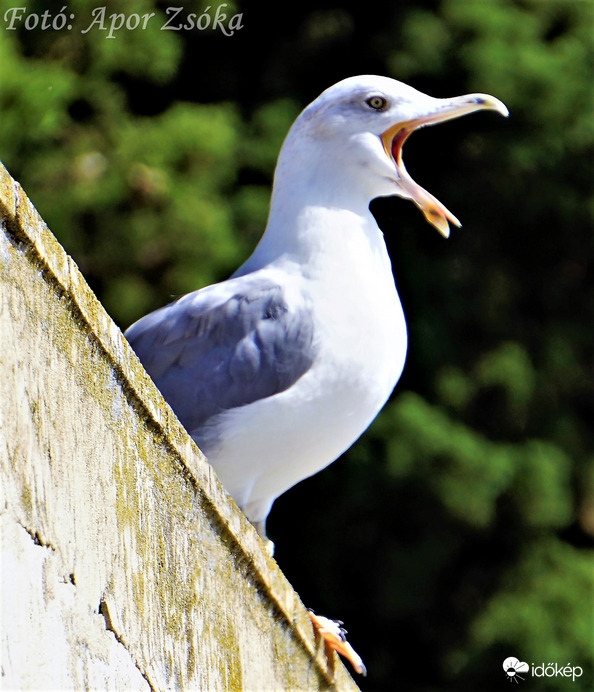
[366, 96, 387, 110]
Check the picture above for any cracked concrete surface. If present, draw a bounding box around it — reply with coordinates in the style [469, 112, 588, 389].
[1, 515, 150, 690]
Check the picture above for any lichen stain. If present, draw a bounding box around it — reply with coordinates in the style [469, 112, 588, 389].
[112, 433, 245, 688]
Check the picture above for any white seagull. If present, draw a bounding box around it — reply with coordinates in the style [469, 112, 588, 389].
[126, 75, 507, 546]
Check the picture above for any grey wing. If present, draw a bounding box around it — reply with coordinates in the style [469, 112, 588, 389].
[125, 277, 316, 441]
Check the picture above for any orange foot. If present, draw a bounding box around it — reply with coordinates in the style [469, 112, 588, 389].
[308, 610, 367, 677]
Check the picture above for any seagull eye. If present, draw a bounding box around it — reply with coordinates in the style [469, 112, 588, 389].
[366, 96, 388, 110]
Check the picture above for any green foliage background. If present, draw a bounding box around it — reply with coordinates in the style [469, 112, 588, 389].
[1, 0, 592, 688]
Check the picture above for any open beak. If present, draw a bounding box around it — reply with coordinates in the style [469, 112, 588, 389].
[380, 93, 508, 237]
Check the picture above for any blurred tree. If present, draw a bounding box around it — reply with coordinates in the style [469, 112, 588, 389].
[0, 0, 247, 326]
[1, 0, 592, 689]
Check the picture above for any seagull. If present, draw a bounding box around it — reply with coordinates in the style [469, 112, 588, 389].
[126, 75, 507, 546]
[125, 75, 507, 676]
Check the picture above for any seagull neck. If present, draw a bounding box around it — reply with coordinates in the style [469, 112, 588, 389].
[238, 152, 386, 274]
[240, 192, 380, 274]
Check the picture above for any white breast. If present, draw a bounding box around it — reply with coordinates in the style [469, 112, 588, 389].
[208, 208, 407, 523]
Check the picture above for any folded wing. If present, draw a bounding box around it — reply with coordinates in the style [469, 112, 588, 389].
[125, 274, 317, 445]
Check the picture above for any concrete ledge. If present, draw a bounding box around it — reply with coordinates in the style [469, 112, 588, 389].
[0, 161, 359, 691]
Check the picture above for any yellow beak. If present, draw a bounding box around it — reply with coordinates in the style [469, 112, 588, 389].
[380, 93, 508, 237]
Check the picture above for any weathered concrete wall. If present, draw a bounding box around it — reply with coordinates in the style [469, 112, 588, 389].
[0, 162, 359, 691]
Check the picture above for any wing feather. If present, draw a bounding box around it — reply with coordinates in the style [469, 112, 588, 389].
[125, 275, 316, 442]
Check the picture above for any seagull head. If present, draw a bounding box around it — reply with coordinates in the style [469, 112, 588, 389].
[279, 75, 508, 237]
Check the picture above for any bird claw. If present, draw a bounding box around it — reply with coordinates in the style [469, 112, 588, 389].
[308, 610, 367, 677]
